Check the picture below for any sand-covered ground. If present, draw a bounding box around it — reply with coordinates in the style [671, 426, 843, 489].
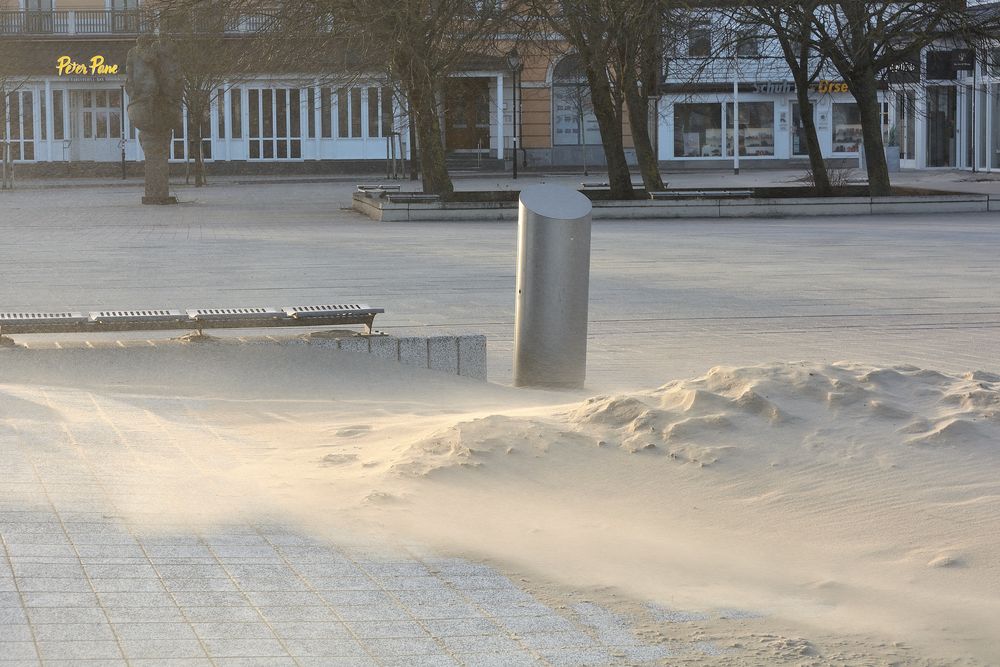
[3, 343, 997, 665]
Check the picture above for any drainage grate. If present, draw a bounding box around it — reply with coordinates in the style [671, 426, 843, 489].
[186, 307, 282, 320]
[0, 312, 87, 324]
[283, 304, 383, 318]
[89, 309, 185, 323]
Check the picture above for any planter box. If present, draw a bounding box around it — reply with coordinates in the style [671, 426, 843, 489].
[885, 146, 901, 173]
[352, 189, 990, 222]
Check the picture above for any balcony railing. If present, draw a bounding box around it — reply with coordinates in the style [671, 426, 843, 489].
[0, 9, 287, 36]
[0, 10, 144, 35]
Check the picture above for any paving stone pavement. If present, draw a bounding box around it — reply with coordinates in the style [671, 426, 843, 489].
[0, 392, 716, 666]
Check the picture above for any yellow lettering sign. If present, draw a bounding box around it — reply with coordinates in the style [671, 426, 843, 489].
[816, 80, 849, 94]
[56, 55, 119, 76]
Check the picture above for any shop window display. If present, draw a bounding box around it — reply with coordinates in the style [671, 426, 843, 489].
[832, 103, 862, 153]
[725, 101, 774, 157]
[673, 103, 722, 157]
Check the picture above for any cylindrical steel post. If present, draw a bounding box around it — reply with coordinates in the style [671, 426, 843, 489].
[513, 185, 592, 389]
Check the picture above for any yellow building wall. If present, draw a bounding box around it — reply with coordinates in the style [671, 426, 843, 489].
[519, 50, 637, 151]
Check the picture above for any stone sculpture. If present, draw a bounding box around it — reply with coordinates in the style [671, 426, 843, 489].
[125, 36, 182, 205]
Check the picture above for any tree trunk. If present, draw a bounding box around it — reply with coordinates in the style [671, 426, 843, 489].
[791, 78, 831, 195]
[191, 118, 206, 187]
[406, 80, 453, 197]
[584, 65, 633, 199]
[853, 70, 891, 196]
[624, 83, 663, 191]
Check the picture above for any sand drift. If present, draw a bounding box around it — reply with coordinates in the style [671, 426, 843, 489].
[1, 346, 997, 663]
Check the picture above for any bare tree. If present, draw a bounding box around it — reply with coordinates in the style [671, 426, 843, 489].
[0, 41, 29, 190]
[527, 0, 677, 198]
[145, 0, 262, 186]
[271, 0, 517, 198]
[811, 1, 969, 195]
[724, 1, 834, 194]
[615, 0, 669, 191]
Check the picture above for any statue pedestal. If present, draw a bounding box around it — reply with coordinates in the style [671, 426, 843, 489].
[139, 131, 176, 205]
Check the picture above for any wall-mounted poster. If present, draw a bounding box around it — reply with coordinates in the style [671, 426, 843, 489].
[778, 111, 788, 132]
[817, 111, 830, 130]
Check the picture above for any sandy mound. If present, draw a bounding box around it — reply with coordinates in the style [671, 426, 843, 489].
[3, 347, 998, 663]
[389, 362, 999, 476]
[329, 362, 999, 663]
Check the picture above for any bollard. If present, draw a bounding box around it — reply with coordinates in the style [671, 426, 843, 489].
[513, 185, 592, 389]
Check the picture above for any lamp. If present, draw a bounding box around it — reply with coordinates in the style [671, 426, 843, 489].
[507, 47, 524, 179]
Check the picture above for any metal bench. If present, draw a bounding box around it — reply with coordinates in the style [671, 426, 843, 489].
[649, 189, 752, 200]
[0, 303, 385, 342]
[356, 184, 402, 193]
[386, 193, 440, 204]
[580, 181, 649, 189]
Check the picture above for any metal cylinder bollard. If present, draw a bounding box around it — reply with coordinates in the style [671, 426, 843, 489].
[513, 185, 592, 389]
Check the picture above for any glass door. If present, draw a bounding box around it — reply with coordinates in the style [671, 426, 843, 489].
[894, 91, 917, 168]
[248, 88, 302, 160]
[926, 85, 957, 167]
[790, 103, 811, 157]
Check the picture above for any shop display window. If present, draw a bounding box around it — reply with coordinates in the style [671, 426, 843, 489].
[832, 103, 862, 153]
[673, 103, 722, 157]
[725, 101, 775, 157]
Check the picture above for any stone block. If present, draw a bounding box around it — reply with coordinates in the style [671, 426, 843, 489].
[457, 335, 487, 381]
[397, 338, 429, 369]
[427, 336, 458, 374]
[368, 336, 399, 362]
[337, 337, 370, 354]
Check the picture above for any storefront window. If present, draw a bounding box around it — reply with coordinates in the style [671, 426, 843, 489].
[673, 103, 722, 157]
[725, 101, 774, 157]
[52, 90, 64, 141]
[832, 103, 862, 153]
[5, 91, 34, 161]
[230, 90, 242, 139]
[990, 85, 1000, 171]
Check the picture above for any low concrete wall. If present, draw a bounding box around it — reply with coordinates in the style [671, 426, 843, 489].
[353, 191, 993, 222]
[6, 332, 489, 382]
[311, 334, 488, 381]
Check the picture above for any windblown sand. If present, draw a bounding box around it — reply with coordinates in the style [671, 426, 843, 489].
[2, 345, 998, 664]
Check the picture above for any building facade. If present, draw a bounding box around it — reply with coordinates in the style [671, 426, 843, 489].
[3, 1, 1000, 173]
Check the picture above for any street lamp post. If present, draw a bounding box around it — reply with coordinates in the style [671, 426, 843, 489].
[507, 47, 524, 180]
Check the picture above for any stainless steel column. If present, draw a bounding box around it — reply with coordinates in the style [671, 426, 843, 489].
[513, 185, 592, 388]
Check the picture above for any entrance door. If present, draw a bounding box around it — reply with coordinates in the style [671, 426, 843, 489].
[445, 78, 490, 152]
[894, 91, 917, 168]
[70, 90, 122, 161]
[926, 85, 957, 167]
[247, 88, 302, 160]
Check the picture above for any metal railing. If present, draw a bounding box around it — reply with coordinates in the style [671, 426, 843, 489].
[0, 10, 143, 35]
[0, 9, 290, 35]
